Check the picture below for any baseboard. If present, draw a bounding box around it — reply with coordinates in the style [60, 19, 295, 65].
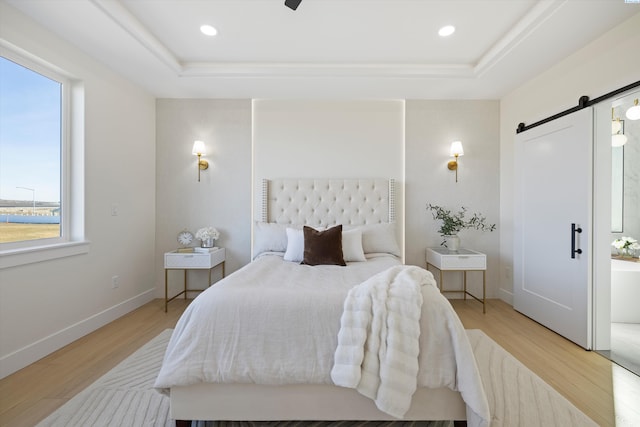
[0, 288, 155, 379]
[499, 288, 514, 306]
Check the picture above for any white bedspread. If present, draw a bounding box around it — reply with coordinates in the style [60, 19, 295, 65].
[155, 254, 401, 389]
[154, 254, 489, 426]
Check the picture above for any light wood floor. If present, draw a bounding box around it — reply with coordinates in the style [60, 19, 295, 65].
[1, 298, 638, 427]
[0, 298, 190, 427]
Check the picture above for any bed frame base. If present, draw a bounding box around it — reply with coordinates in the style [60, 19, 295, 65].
[171, 383, 467, 423]
[175, 422, 468, 427]
[176, 421, 468, 427]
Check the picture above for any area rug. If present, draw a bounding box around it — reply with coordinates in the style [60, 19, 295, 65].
[36, 329, 596, 427]
[465, 330, 597, 427]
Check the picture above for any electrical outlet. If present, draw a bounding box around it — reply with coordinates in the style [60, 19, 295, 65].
[112, 275, 120, 288]
[111, 203, 119, 216]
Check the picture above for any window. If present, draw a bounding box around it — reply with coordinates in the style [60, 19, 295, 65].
[0, 55, 63, 244]
[0, 47, 87, 267]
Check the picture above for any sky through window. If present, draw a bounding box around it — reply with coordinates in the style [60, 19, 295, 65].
[0, 56, 61, 203]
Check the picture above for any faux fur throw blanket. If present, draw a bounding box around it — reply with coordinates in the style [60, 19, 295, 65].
[331, 265, 428, 418]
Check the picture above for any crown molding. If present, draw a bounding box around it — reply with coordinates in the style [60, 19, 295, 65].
[474, 0, 566, 76]
[90, 0, 182, 73]
[90, 0, 565, 81]
[179, 62, 475, 78]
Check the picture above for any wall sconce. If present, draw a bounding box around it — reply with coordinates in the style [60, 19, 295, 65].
[192, 140, 209, 182]
[626, 98, 640, 121]
[611, 109, 628, 147]
[447, 141, 464, 182]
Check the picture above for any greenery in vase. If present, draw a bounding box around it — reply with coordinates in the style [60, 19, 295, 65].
[427, 204, 496, 245]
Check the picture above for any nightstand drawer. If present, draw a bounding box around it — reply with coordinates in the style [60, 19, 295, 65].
[438, 254, 486, 269]
[164, 248, 225, 269]
[426, 247, 486, 270]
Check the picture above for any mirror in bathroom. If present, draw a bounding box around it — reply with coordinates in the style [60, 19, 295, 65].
[611, 145, 623, 233]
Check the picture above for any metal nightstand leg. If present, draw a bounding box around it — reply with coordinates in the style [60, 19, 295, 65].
[164, 269, 168, 313]
[462, 270, 486, 313]
[463, 271, 467, 300]
[483, 270, 486, 313]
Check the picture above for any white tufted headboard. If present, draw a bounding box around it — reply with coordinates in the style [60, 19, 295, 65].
[261, 178, 395, 227]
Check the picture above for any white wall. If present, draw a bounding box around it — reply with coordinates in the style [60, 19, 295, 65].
[0, 4, 156, 378]
[498, 12, 640, 304]
[155, 99, 252, 296]
[253, 99, 406, 255]
[156, 99, 502, 301]
[405, 100, 500, 297]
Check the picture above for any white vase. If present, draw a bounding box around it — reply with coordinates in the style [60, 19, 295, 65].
[444, 235, 460, 251]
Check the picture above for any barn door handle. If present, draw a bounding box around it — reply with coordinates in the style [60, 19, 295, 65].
[571, 223, 582, 259]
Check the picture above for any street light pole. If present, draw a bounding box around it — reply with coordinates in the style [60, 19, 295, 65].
[16, 186, 35, 216]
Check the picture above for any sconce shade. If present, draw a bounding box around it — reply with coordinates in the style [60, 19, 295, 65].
[611, 119, 622, 134]
[192, 140, 206, 156]
[627, 99, 640, 121]
[450, 141, 464, 157]
[192, 140, 209, 182]
[447, 141, 464, 183]
[612, 133, 628, 147]
[611, 114, 627, 147]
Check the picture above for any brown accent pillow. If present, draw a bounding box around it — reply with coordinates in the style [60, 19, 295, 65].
[302, 225, 346, 266]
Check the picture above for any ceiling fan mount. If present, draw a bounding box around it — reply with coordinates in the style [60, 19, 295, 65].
[285, 0, 302, 11]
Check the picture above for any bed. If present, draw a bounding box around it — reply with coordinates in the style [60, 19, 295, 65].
[154, 178, 489, 427]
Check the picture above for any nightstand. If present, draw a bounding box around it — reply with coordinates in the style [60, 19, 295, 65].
[164, 247, 225, 312]
[426, 247, 486, 313]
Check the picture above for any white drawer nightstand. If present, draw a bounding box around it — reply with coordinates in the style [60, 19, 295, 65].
[164, 248, 225, 312]
[426, 247, 486, 313]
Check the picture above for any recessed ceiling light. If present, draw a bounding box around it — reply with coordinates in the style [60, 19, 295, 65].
[200, 25, 218, 36]
[438, 25, 455, 37]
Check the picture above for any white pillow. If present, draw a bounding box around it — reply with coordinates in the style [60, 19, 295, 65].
[360, 223, 401, 257]
[253, 222, 287, 258]
[342, 228, 366, 262]
[283, 227, 305, 262]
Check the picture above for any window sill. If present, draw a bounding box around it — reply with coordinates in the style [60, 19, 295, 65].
[0, 240, 90, 269]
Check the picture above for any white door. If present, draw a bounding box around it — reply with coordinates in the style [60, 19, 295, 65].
[514, 108, 592, 349]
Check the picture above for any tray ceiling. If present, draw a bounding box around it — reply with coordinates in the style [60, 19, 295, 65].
[5, 0, 639, 98]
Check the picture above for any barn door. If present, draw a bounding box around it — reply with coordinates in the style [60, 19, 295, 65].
[514, 108, 592, 349]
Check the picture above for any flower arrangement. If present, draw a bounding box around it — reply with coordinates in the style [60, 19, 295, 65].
[427, 204, 496, 243]
[611, 236, 639, 257]
[195, 226, 220, 241]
